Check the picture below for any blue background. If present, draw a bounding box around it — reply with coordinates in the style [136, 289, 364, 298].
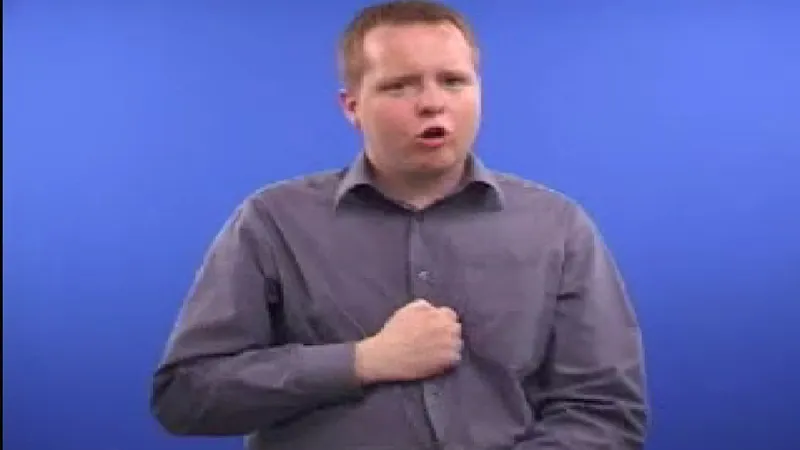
[4, 1, 799, 449]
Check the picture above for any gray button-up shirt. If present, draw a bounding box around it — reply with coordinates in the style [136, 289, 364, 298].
[151, 153, 649, 449]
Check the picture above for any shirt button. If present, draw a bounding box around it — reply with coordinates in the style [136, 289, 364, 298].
[417, 270, 430, 281]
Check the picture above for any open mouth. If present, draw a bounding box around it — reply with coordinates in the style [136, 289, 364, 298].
[416, 126, 449, 147]
[419, 126, 447, 139]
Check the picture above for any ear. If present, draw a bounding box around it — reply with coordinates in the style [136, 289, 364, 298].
[338, 88, 361, 130]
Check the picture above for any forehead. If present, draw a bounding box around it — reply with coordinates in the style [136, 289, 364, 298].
[361, 23, 475, 75]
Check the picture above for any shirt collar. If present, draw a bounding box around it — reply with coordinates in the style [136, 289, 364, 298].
[334, 151, 504, 209]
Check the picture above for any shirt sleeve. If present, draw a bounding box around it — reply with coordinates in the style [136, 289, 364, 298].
[518, 202, 650, 449]
[149, 197, 365, 436]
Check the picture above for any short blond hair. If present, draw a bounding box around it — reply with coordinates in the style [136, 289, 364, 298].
[337, 0, 479, 90]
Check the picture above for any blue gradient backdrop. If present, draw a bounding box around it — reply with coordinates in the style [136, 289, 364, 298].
[4, 1, 799, 449]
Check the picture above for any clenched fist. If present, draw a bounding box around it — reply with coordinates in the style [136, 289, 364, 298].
[355, 299, 463, 384]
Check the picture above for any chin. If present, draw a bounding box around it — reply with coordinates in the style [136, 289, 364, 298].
[410, 151, 465, 176]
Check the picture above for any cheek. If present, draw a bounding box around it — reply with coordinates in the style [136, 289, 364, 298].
[365, 103, 412, 135]
[467, 94, 481, 116]
[456, 100, 479, 130]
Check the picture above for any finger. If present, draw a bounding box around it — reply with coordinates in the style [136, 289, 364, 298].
[409, 298, 433, 308]
[438, 307, 459, 321]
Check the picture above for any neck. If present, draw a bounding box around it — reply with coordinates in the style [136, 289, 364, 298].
[369, 160, 467, 210]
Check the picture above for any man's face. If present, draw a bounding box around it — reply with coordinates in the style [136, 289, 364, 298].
[340, 22, 481, 180]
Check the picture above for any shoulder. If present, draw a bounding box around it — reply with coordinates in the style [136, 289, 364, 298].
[208, 169, 344, 240]
[204, 170, 342, 252]
[491, 171, 585, 221]
[491, 170, 609, 253]
[237, 169, 345, 214]
[490, 170, 604, 244]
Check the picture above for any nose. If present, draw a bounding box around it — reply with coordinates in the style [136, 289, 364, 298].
[415, 85, 446, 116]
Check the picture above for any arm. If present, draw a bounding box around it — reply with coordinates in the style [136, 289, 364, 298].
[519, 203, 650, 449]
[150, 198, 366, 436]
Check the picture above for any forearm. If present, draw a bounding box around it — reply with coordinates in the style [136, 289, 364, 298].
[150, 198, 373, 435]
[517, 358, 648, 449]
[516, 405, 647, 449]
[151, 341, 365, 436]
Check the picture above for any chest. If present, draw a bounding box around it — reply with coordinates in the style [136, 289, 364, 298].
[269, 208, 564, 374]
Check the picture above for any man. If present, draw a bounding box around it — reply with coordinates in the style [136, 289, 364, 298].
[150, 1, 650, 449]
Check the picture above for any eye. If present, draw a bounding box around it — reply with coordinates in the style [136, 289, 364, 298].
[442, 75, 469, 88]
[383, 82, 404, 90]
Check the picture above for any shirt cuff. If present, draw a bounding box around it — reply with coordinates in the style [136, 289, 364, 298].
[296, 342, 366, 398]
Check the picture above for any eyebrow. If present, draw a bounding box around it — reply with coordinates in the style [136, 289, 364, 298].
[379, 69, 472, 84]
[380, 74, 421, 85]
